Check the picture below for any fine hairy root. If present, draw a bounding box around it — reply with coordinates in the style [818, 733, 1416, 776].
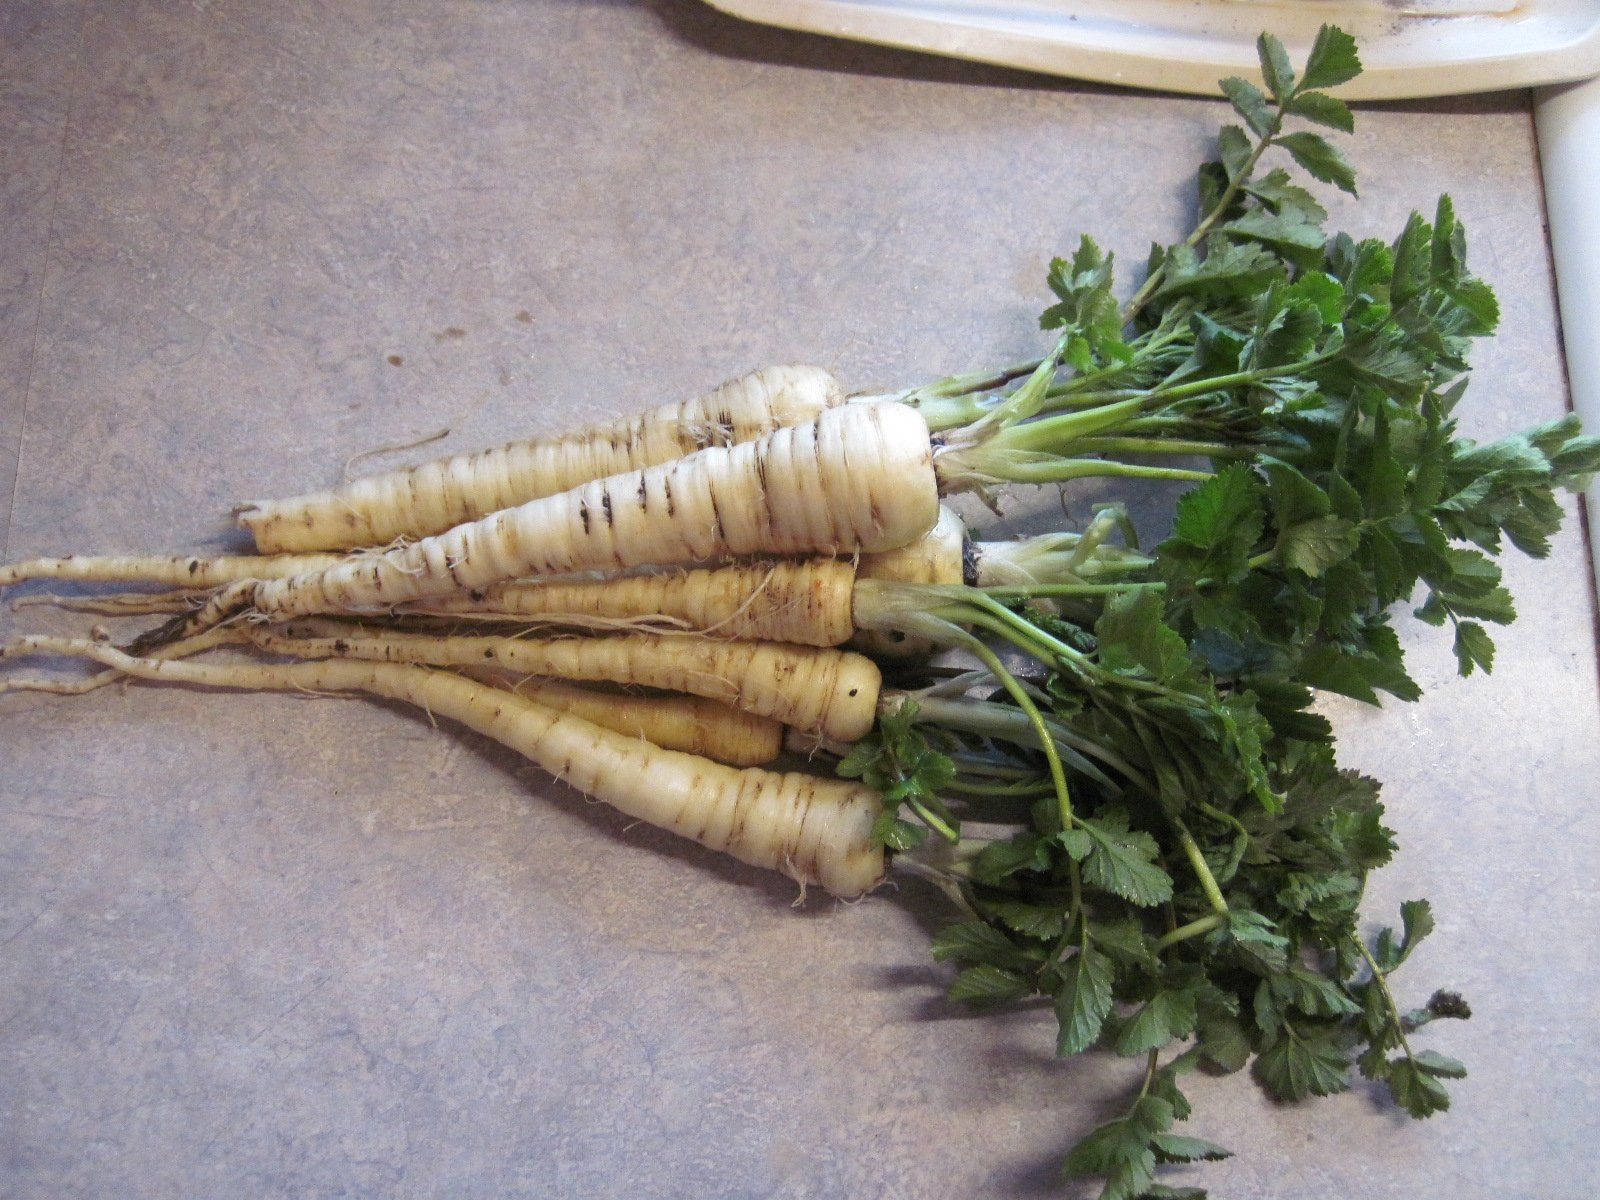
[0, 626, 780, 766]
[5, 636, 885, 898]
[245, 621, 883, 742]
[135, 402, 940, 650]
[237, 365, 847, 553]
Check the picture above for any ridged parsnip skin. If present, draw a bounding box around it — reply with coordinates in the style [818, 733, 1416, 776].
[238, 365, 846, 553]
[0, 551, 346, 589]
[855, 504, 967, 588]
[851, 504, 967, 660]
[163, 403, 939, 641]
[404, 560, 859, 647]
[255, 623, 883, 742]
[494, 679, 781, 767]
[2, 639, 885, 898]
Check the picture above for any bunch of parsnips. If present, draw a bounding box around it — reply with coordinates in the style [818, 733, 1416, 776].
[4, 28, 1593, 1199]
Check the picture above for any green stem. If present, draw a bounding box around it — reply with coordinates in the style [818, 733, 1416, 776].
[1174, 816, 1229, 916]
[1135, 1048, 1162, 1099]
[962, 638, 1074, 832]
[979, 459, 1214, 485]
[1155, 912, 1225, 951]
[1123, 117, 1282, 325]
[1067, 436, 1244, 458]
[1355, 938, 1417, 1060]
[908, 795, 961, 842]
[978, 582, 1164, 600]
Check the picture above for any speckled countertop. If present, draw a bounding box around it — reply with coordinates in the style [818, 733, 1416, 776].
[2, 3, 1596, 1197]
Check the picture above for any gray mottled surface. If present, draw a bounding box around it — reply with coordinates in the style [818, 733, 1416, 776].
[1, 3, 1596, 1197]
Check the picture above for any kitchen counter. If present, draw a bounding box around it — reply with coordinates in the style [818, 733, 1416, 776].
[2, 3, 1596, 1197]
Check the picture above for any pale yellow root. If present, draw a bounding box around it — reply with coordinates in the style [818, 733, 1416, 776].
[400, 559, 860, 647]
[145, 402, 939, 648]
[237, 365, 847, 553]
[852, 504, 967, 660]
[12, 589, 202, 615]
[0, 627, 241, 695]
[0, 625, 778, 766]
[248, 621, 883, 742]
[499, 678, 781, 767]
[3, 636, 885, 897]
[0, 551, 347, 590]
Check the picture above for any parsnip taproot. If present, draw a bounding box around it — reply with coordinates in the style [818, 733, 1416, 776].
[247, 621, 881, 742]
[135, 402, 940, 649]
[0, 636, 882, 896]
[0, 625, 782, 766]
[237, 365, 846, 553]
[0, 551, 348, 589]
[389, 509, 1146, 649]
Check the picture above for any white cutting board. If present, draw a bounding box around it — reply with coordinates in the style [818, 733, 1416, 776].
[704, 0, 1600, 98]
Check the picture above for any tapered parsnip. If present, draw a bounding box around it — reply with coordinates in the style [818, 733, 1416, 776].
[0, 551, 348, 589]
[460, 677, 782, 766]
[248, 621, 882, 742]
[385, 509, 1140, 650]
[403, 560, 860, 646]
[11, 590, 207, 615]
[138, 402, 940, 648]
[237, 365, 846, 553]
[0, 627, 240, 696]
[1, 636, 884, 897]
[0, 627, 781, 766]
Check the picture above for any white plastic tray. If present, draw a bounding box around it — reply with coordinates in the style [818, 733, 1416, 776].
[704, 0, 1600, 98]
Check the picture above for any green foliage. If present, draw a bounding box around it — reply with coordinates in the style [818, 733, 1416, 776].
[834, 25, 1547, 1198]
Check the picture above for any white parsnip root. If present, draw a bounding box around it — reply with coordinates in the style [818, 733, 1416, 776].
[141, 402, 940, 648]
[0, 551, 348, 589]
[2, 636, 884, 898]
[0, 628, 781, 767]
[404, 560, 861, 647]
[249, 621, 882, 742]
[237, 365, 846, 553]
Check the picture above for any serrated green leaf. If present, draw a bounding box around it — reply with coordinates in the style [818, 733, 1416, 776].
[1096, 587, 1198, 687]
[1221, 76, 1275, 138]
[1278, 131, 1358, 195]
[984, 898, 1068, 940]
[1301, 24, 1363, 90]
[1078, 810, 1174, 907]
[1453, 620, 1495, 676]
[1257, 31, 1296, 101]
[930, 921, 1040, 973]
[1288, 90, 1353, 132]
[1115, 985, 1200, 1055]
[1197, 1011, 1252, 1073]
[1279, 516, 1360, 577]
[1385, 1055, 1453, 1117]
[971, 833, 1051, 884]
[1150, 1133, 1233, 1164]
[947, 964, 1032, 1006]
[1413, 1049, 1467, 1078]
[1255, 1030, 1350, 1100]
[1055, 943, 1114, 1055]
[1217, 124, 1253, 182]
